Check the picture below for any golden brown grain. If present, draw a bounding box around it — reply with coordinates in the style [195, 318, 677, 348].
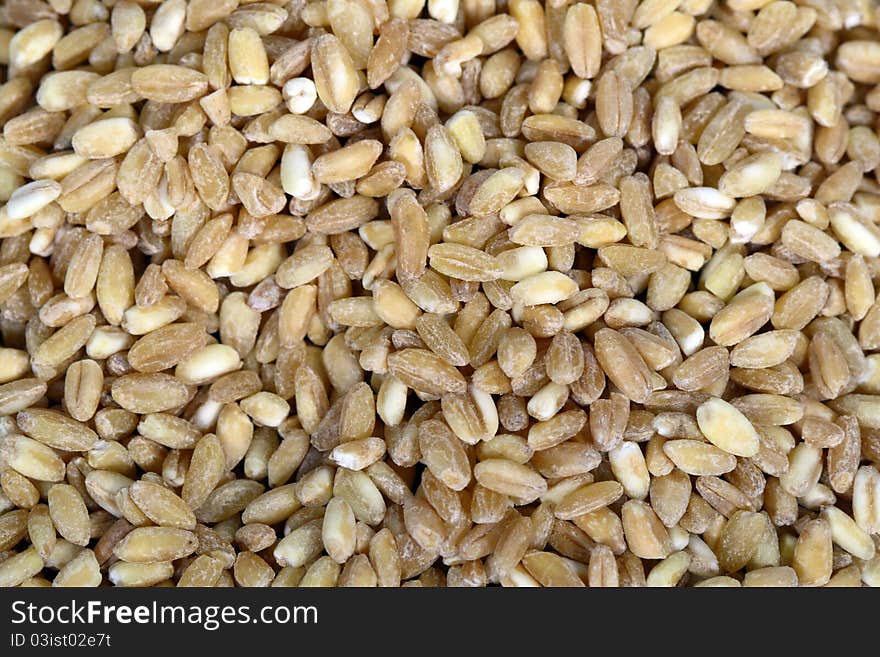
[1, 0, 879, 590]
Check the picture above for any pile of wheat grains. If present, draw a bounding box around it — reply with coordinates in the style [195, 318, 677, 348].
[0, 0, 879, 588]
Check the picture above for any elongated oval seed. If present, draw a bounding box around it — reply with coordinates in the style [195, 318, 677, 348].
[387, 348, 467, 396]
[113, 527, 198, 563]
[428, 243, 502, 282]
[17, 409, 98, 452]
[696, 398, 760, 457]
[793, 518, 832, 586]
[46, 484, 89, 548]
[311, 34, 359, 114]
[510, 271, 578, 306]
[126, 323, 206, 372]
[64, 360, 103, 422]
[131, 65, 209, 102]
[594, 328, 653, 404]
[522, 551, 584, 587]
[182, 434, 226, 509]
[72, 118, 140, 158]
[6, 179, 61, 219]
[5, 435, 65, 482]
[717, 511, 765, 573]
[474, 459, 547, 502]
[418, 420, 471, 491]
[822, 507, 876, 561]
[0, 547, 44, 587]
[564, 4, 601, 79]
[0, 379, 47, 415]
[662, 440, 737, 476]
[129, 481, 196, 530]
[323, 497, 356, 564]
[32, 314, 97, 369]
[111, 374, 193, 413]
[0, 0, 878, 591]
[621, 500, 672, 560]
[108, 561, 174, 587]
[555, 481, 624, 520]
